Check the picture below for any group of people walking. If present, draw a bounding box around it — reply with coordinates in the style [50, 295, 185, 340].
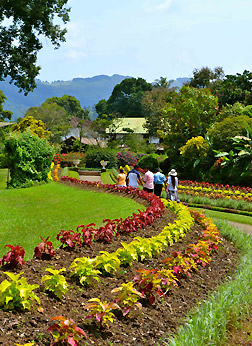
[116, 165, 179, 202]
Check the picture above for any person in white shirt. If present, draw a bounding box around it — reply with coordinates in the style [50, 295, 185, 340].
[166, 168, 180, 202]
[126, 165, 142, 188]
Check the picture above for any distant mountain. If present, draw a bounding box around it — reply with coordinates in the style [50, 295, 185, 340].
[0, 75, 190, 121]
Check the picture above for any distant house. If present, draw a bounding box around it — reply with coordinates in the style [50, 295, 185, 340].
[62, 136, 106, 151]
[62, 116, 106, 151]
[106, 117, 160, 145]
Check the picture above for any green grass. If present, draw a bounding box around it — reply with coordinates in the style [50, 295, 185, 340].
[0, 181, 145, 259]
[101, 170, 114, 184]
[180, 193, 252, 212]
[192, 207, 252, 226]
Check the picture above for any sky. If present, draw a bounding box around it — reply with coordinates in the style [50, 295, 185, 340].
[37, 0, 252, 83]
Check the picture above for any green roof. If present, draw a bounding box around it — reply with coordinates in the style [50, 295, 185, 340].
[108, 118, 147, 134]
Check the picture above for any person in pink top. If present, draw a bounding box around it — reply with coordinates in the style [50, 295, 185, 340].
[143, 166, 154, 193]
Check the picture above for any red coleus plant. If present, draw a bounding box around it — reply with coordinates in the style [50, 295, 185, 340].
[0, 245, 25, 267]
[133, 268, 164, 305]
[77, 223, 98, 246]
[56, 230, 82, 249]
[34, 236, 55, 259]
[48, 316, 86, 346]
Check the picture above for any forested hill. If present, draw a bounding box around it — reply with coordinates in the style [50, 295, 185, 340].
[0, 75, 189, 121]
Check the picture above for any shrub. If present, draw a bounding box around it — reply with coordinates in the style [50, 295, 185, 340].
[85, 148, 118, 168]
[4, 131, 55, 188]
[138, 154, 159, 172]
[116, 151, 137, 166]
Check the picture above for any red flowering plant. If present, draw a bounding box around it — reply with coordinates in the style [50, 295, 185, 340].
[0, 245, 25, 267]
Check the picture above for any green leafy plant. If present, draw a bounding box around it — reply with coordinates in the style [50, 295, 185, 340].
[116, 243, 138, 266]
[47, 316, 86, 346]
[111, 282, 143, 316]
[83, 298, 119, 329]
[69, 257, 101, 286]
[4, 130, 55, 188]
[94, 251, 121, 274]
[0, 271, 40, 311]
[41, 268, 68, 299]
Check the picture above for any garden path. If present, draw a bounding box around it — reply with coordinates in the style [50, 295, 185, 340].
[79, 174, 102, 182]
[228, 221, 252, 236]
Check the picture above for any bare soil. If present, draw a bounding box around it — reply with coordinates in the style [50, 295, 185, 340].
[0, 182, 240, 346]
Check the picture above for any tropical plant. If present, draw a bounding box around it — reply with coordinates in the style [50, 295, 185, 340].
[94, 251, 121, 274]
[83, 298, 119, 329]
[111, 282, 143, 316]
[69, 257, 101, 286]
[41, 268, 68, 299]
[0, 245, 25, 267]
[0, 272, 40, 311]
[34, 236, 55, 260]
[56, 230, 82, 249]
[48, 316, 86, 346]
[133, 268, 164, 305]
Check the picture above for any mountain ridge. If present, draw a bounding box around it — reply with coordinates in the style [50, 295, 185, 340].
[0, 75, 189, 121]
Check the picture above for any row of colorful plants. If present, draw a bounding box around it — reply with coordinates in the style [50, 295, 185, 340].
[178, 180, 252, 203]
[0, 197, 221, 346]
[0, 191, 188, 344]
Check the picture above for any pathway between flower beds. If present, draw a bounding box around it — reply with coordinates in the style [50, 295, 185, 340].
[79, 171, 102, 182]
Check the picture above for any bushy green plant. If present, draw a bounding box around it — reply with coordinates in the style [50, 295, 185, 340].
[69, 257, 101, 286]
[85, 148, 118, 168]
[0, 271, 40, 311]
[4, 130, 55, 188]
[138, 154, 159, 172]
[41, 268, 68, 299]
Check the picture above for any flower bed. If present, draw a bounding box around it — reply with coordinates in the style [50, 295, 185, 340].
[178, 180, 252, 203]
[0, 180, 239, 346]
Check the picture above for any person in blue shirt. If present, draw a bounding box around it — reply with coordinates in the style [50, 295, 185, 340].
[153, 168, 167, 197]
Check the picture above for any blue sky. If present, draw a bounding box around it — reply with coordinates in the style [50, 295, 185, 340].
[37, 0, 252, 83]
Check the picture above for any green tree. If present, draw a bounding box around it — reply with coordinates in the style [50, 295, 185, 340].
[153, 77, 175, 89]
[207, 115, 252, 152]
[11, 115, 51, 139]
[105, 77, 153, 117]
[142, 87, 177, 137]
[162, 86, 218, 150]
[189, 66, 225, 88]
[212, 70, 252, 107]
[45, 95, 89, 120]
[0, 0, 70, 93]
[0, 90, 12, 121]
[25, 103, 70, 143]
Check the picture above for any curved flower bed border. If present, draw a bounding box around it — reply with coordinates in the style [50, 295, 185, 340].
[60, 176, 165, 245]
[81, 204, 222, 331]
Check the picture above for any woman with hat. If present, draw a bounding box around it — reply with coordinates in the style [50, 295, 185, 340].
[166, 169, 180, 202]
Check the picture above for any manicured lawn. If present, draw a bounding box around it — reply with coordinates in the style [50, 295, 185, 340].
[192, 207, 252, 226]
[0, 181, 144, 259]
